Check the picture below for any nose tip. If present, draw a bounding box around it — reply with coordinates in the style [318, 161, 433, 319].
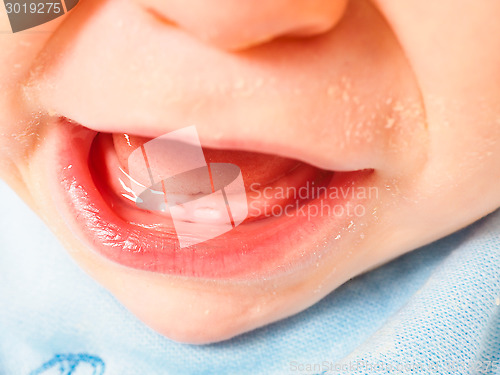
[138, 0, 349, 50]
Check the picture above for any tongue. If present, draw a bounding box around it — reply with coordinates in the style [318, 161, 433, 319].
[112, 133, 301, 190]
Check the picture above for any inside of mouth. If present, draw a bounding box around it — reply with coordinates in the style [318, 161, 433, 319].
[89, 132, 333, 235]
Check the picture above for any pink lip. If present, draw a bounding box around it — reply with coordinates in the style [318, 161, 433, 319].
[49, 118, 372, 279]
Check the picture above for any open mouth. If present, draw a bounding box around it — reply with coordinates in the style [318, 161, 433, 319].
[50, 118, 373, 279]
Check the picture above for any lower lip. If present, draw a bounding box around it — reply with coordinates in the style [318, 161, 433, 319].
[49, 118, 372, 279]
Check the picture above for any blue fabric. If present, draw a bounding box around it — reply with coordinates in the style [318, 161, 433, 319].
[0, 179, 499, 375]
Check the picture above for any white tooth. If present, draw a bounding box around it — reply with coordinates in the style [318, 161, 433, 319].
[168, 193, 230, 224]
[193, 206, 224, 221]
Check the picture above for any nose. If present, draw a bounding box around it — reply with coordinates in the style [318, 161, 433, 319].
[135, 0, 349, 50]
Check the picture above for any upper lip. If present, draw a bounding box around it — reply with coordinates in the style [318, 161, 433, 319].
[20, 0, 413, 173]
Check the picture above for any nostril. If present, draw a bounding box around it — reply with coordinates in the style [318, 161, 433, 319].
[146, 8, 178, 28]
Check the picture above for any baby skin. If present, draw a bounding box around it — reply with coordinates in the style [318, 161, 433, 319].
[0, 0, 499, 343]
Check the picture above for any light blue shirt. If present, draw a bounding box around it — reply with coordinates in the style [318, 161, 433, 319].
[0, 180, 499, 375]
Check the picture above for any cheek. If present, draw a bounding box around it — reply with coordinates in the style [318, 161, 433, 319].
[412, 84, 500, 226]
[0, 15, 63, 177]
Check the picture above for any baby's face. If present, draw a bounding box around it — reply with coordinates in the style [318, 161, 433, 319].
[0, 0, 499, 343]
